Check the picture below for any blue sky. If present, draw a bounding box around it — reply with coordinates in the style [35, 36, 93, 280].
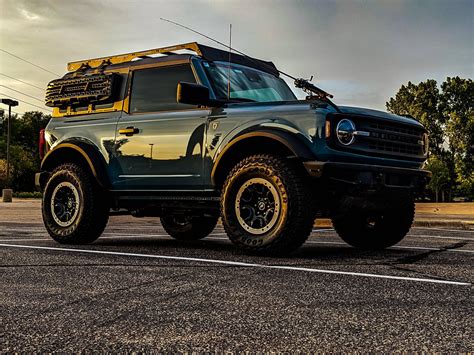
[0, 0, 472, 115]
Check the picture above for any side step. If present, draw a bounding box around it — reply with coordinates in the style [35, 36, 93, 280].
[110, 192, 221, 217]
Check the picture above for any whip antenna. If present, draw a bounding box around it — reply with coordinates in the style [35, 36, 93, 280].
[159, 17, 336, 102]
[160, 17, 296, 80]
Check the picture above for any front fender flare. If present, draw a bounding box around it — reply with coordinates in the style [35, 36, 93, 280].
[211, 129, 315, 186]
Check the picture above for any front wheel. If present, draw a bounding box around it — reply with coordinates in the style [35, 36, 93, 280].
[42, 163, 109, 244]
[332, 195, 415, 249]
[160, 215, 218, 241]
[221, 154, 314, 255]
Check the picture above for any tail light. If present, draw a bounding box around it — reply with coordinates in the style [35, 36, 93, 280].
[39, 129, 45, 160]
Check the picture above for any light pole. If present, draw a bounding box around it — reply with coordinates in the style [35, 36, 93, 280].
[1, 98, 19, 202]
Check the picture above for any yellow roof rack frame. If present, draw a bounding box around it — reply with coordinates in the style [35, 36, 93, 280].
[67, 42, 202, 72]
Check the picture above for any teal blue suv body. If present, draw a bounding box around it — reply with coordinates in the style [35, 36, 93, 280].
[36, 42, 430, 254]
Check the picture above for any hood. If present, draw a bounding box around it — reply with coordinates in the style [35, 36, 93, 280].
[338, 105, 422, 127]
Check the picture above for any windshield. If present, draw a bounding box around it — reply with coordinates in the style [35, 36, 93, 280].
[202, 61, 296, 102]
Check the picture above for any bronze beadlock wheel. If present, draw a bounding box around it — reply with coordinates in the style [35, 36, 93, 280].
[235, 177, 281, 235]
[50, 181, 80, 227]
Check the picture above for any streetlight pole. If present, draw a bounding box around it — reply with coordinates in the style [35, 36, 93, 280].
[1, 98, 19, 202]
[6, 104, 11, 185]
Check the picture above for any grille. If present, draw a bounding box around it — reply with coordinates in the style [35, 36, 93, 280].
[45, 74, 115, 108]
[365, 122, 424, 156]
[333, 115, 427, 160]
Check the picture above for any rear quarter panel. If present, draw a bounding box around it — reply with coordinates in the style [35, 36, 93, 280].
[45, 111, 121, 184]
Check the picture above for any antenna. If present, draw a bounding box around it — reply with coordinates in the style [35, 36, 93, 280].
[227, 24, 232, 100]
[160, 17, 296, 80]
[159, 17, 336, 103]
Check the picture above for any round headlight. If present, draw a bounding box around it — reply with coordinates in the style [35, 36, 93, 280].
[422, 132, 429, 155]
[336, 119, 356, 145]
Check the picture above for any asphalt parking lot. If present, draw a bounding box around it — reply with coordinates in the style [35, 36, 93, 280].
[1, 202, 473, 352]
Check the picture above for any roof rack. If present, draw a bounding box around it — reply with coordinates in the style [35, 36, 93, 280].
[67, 42, 202, 72]
[67, 42, 280, 77]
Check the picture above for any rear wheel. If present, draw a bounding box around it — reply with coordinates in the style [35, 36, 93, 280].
[221, 154, 313, 255]
[42, 163, 109, 244]
[332, 195, 415, 249]
[160, 215, 218, 241]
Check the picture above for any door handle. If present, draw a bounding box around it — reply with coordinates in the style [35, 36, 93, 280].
[119, 126, 139, 136]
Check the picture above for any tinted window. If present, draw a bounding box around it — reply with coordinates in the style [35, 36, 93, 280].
[130, 65, 196, 113]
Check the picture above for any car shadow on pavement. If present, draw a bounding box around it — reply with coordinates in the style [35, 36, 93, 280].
[92, 236, 413, 262]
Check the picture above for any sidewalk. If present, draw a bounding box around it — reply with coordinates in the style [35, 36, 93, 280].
[412, 202, 474, 229]
[315, 202, 474, 229]
[1, 199, 473, 230]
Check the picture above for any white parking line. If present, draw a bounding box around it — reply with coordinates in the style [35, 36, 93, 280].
[101, 232, 228, 237]
[0, 238, 46, 242]
[407, 234, 474, 241]
[413, 227, 474, 233]
[0, 228, 45, 233]
[1, 235, 473, 254]
[0, 243, 470, 286]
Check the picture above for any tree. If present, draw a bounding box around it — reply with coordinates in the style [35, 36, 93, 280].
[387, 77, 473, 200]
[386, 80, 445, 157]
[12, 111, 51, 158]
[440, 77, 474, 195]
[0, 111, 51, 192]
[425, 156, 450, 202]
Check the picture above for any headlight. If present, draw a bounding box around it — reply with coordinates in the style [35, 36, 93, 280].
[336, 119, 356, 145]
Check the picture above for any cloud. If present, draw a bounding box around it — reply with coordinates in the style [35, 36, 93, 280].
[0, 0, 472, 114]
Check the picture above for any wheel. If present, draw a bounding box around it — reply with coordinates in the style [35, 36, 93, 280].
[332, 195, 415, 249]
[221, 154, 313, 255]
[42, 163, 109, 244]
[160, 215, 218, 240]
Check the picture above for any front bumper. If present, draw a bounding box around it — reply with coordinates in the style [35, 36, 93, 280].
[303, 161, 431, 191]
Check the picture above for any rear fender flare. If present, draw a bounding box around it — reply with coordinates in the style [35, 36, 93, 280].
[40, 141, 110, 189]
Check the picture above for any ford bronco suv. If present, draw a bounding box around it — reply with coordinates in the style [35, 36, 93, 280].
[36, 42, 430, 254]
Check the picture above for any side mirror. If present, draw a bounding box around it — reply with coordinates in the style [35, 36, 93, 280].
[177, 82, 222, 107]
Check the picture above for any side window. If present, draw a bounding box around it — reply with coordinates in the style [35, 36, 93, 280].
[130, 64, 196, 113]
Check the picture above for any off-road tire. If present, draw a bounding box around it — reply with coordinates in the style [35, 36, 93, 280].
[221, 154, 313, 255]
[332, 195, 415, 249]
[42, 163, 109, 244]
[160, 215, 218, 241]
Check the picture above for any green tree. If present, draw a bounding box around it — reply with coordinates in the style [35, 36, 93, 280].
[439, 77, 474, 195]
[386, 80, 445, 157]
[425, 156, 451, 202]
[0, 111, 51, 191]
[387, 77, 473, 200]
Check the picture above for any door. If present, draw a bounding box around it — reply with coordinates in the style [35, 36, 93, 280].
[111, 64, 210, 190]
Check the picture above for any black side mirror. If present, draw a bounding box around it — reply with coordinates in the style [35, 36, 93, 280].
[176, 82, 222, 107]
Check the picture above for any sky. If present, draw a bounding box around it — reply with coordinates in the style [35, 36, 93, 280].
[0, 0, 472, 115]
